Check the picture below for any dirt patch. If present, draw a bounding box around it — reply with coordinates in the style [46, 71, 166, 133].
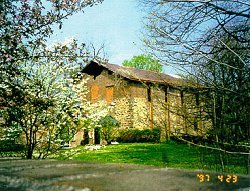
[0, 160, 249, 191]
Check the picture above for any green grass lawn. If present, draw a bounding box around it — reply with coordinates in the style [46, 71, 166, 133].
[55, 141, 248, 174]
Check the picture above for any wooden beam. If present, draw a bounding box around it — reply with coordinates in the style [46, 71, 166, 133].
[180, 91, 187, 134]
[165, 86, 171, 139]
[195, 92, 203, 134]
[91, 85, 99, 103]
[148, 86, 153, 129]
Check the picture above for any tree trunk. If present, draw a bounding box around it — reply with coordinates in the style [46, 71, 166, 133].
[26, 144, 33, 159]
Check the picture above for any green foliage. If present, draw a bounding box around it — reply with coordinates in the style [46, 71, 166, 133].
[0, 140, 24, 152]
[117, 129, 160, 143]
[98, 115, 120, 143]
[122, 54, 163, 72]
[0, 123, 22, 141]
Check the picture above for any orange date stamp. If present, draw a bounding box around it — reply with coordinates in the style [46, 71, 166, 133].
[196, 174, 238, 183]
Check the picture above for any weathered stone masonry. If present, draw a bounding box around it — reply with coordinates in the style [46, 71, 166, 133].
[75, 60, 211, 145]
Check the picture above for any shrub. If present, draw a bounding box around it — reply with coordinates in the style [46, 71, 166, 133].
[0, 140, 25, 152]
[99, 115, 120, 144]
[117, 129, 160, 143]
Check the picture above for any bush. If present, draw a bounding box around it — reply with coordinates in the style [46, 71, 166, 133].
[99, 115, 120, 144]
[117, 129, 160, 143]
[0, 140, 25, 152]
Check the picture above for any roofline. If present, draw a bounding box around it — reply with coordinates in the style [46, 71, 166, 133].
[82, 60, 203, 89]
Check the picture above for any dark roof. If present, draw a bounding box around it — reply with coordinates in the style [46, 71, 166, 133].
[82, 60, 186, 87]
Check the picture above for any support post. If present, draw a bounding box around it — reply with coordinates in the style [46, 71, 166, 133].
[180, 90, 187, 134]
[165, 86, 171, 139]
[147, 86, 153, 129]
[195, 92, 203, 134]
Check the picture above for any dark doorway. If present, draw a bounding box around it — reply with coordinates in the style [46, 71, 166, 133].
[94, 128, 100, 144]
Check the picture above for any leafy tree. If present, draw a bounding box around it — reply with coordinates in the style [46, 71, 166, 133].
[1, 39, 90, 159]
[0, 0, 103, 158]
[122, 54, 163, 72]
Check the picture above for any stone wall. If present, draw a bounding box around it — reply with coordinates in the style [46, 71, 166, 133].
[152, 87, 166, 128]
[80, 70, 211, 145]
[168, 90, 185, 135]
[70, 131, 84, 147]
[112, 97, 133, 128]
[131, 97, 149, 130]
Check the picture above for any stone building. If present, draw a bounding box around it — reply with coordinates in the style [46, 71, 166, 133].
[71, 60, 210, 146]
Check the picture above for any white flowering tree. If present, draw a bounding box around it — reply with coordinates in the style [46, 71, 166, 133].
[83, 101, 120, 144]
[0, 0, 104, 158]
[84, 101, 108, 128]
[1, 39, 91, 159]
[82, 101, 108, 144]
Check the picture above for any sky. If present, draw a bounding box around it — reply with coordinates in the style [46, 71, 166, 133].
[49, 0, 144, 65]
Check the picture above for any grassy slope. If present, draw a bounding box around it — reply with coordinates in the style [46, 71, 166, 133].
[56, 142, 248, 174]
